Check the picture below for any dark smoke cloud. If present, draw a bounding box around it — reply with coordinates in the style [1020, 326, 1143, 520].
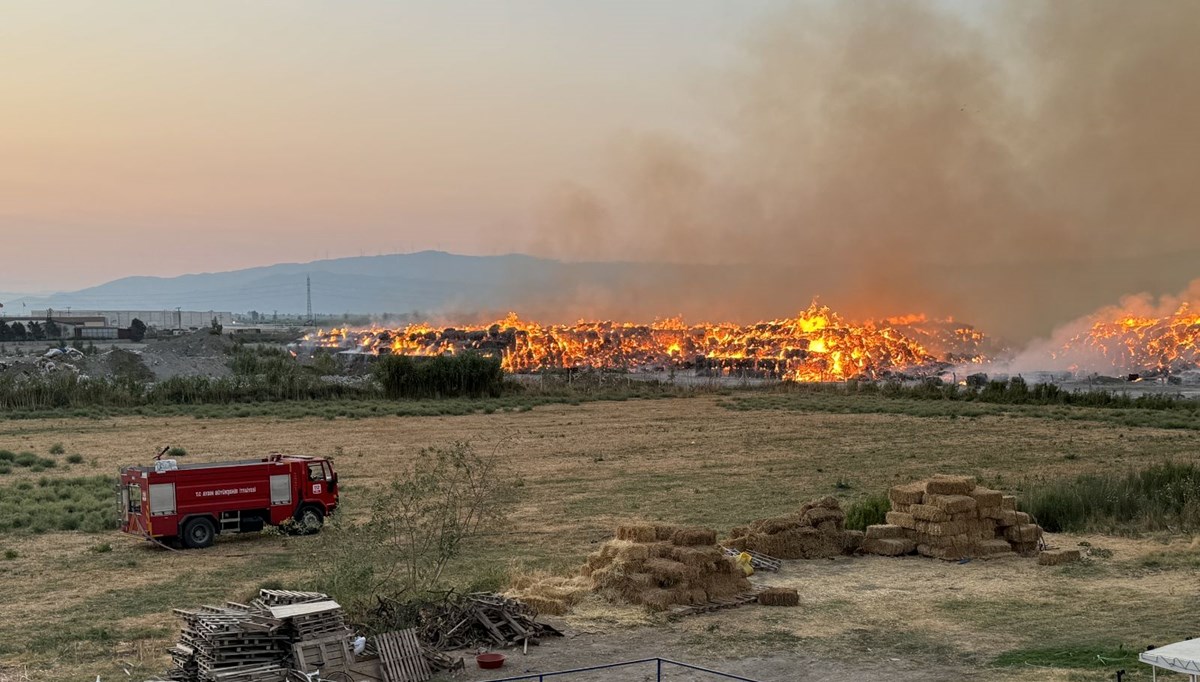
[526, 0, 1200, 344]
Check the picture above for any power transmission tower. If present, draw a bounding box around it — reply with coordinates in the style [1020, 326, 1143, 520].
[306, 275, 313, 325]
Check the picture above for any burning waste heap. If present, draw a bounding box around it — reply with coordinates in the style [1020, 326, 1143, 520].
[300, 303, 990, 381]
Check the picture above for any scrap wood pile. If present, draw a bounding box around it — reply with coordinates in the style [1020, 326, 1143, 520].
[160, 590, 353, 682]
[863, 474, 1044, 561]
[416, 592, 563, 651]
[581, 523, 752, 611]
[724, 496, 863, 559]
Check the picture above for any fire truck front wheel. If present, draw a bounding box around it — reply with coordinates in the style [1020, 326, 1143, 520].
[181, 517, 217, 549]
[295, 505, 325, 534]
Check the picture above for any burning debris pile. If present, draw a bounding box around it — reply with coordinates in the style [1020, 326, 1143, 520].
[301, 303, 990, 381]
[1058, 303, 1200, 377]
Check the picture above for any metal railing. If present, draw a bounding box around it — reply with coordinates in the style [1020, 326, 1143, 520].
[485, 657, 763, 682]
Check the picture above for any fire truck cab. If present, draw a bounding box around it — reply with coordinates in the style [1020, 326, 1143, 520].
[119, 454, 339, 549]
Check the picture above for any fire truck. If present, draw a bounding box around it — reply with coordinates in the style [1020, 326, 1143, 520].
[119, 454, 339, 549]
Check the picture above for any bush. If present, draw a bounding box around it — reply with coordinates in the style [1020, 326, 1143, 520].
[167, 447, 188, 458]
[1024, 462, 1200, 533]
[90, 542, 113, 553]
[0, 476, 117, 535]
[3, 549, 17, 560]
[66, 454, 84, 464]
[373, 353, 504, 400]
[0, 450, 13, 462]
[49, 443, 65, 455]
[845, 493, 891, 531]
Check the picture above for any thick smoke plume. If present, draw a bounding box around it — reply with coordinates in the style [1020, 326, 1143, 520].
[528, 0, 1200, 344]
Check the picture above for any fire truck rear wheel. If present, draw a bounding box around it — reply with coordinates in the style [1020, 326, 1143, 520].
[182, 517, 216, 549]
[296, 505, 324, 534]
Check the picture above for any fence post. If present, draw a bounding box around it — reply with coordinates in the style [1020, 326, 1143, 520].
[657, 658, 662, 682]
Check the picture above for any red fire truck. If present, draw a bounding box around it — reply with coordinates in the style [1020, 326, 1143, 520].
[119, 454, 339, 548]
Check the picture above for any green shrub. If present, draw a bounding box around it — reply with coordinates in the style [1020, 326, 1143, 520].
[14, 452, 37, 467]
[1024, 462, 1200, 533]
[66, 454, 84, 464]
[89, 542, 113, 553]
[373, 353, 504, 400]
[3, 549, 17, 560]
[0, 476, 117, 535]
[845, 493, 891, 531]
[0, 465, 11, 475]
[167, 447, 188, 458]
[0, 450, 13, 462]
[49, 443, 65, 455]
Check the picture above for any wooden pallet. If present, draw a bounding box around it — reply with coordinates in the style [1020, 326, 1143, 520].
[722, 547, 783, 572]
[290, 634, 354, 674]
[666, 590, 764, 619]
[375, 629, 432, 682]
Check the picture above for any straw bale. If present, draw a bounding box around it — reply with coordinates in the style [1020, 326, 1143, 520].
[889, 482, 926, 506]
[1013, 511, 1032, 525]
[919, 533, 976, 550]
[1038, 549, 1082, 566]
[970, 487, 1004, 508]
[801, 506, 845, 528]
[842, 529, 864, 554]
[885, 511, 917, 529]
[1000, 495, 1018, 511]
[643, 558, 698, 584]
[915, 519, 977, 537]
[1011, 541, 1040, 557]
[1004, 524, 1043, 543]
[925, 494, 978, 515]
[754, 515, 803, 535]
[654, 524, 682, 541]
[924, 474, 977, 495]
[616, 525, 658, 543]
[638, 588, 679, 611]
[862, 537, 917, 556]
[758, 588, 800, 607]
[800, 495, 842, 513]
[917, 543, 969, 561]
[757, 526, 844, 560]
[865, 524, 906, 540]
[976, 539, 1014, 558]
[671, 527, 718, 547]
[910, 504, 951, 523]
[729, 525, 750, 539]
[669, 545, 724, 567]
[891, 503, 913, 513]
[991, 510, 1019, 527]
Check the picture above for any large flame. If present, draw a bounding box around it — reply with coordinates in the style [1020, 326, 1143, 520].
[302, 303, 989, 381]
[1057, 302, 1200, 375]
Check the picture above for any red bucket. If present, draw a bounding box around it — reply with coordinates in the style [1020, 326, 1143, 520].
[476, 653, 506, 670]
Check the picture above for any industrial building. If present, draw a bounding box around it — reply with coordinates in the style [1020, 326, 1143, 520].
[29, 309, 234, 331]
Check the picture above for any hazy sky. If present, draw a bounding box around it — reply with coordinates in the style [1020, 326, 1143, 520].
[1, 1, 783, 291]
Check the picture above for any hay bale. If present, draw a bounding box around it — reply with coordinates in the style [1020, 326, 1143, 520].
[910, 504, 951, 523]
[754, 515, 803, 534]
[644, 558, 698, 584]
[865, 524, 906, 540]
[890, 503, 913, 513]
[917, 543, 969, 561]
[758, 588, 800, 607]
[616, 525, 658, 543]
[842, 529, 864, 554]
[801, 506, 846, 528]
[1011, 541, 1040, 557]
[654, 524, 682, 541]
[670, 545, 724, 567]
[800, 495, 842, 513]
[728, 525, 750, 539]
[925, 494, 978, 515]
[862, 537, 917, 556]
[991, 509, 1019, 527]
[889, 482, 926, 506]
[1013, 511, 1032, 525]
[1037, 549, 1082, 566]
[1004, 524, 1043, 543]
[1000, 495, 1018, 511]
[970, 487, 1004, 508]
[924, 475, 977, 495]
[885, 511, 917, 529]
[671, 527, 718, 547]
[976, 539, 1014, 558]
[759, 527, 843, 560]
[915, 519, 977, 537]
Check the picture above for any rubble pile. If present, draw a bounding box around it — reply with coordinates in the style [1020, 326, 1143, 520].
[863, 475, 1044, 560]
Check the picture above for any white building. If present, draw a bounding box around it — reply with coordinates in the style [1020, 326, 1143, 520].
[31, 309, 234, 331]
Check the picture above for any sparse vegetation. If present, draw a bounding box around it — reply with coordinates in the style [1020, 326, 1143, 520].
[0, 476, 116, 534]
[844, 493, 890, 531]
[49, 442, 65, 455]
[66, 453, 84, 464]
[1023, 462, 1200, 533]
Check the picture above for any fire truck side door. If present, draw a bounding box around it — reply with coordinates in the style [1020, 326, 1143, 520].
[270, 474, 292, 505]
[148, 483, 176, 516]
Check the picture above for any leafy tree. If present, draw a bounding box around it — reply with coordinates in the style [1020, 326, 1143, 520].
[43, 318, 60, 339]
[9, 322, 26, 341]
[209, 317, 223, 335]
[0, 322, 10, 342]
[128, 318, 147, 342]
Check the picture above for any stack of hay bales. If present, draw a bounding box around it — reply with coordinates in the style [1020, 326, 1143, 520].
[864, 475, 1043, 560]
[506, 573, 592, 616]
[582, 524, 751, 611]
[725, 496, 862, 559]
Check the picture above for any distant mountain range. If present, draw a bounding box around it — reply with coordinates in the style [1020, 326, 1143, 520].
[2, 251, 752, 320]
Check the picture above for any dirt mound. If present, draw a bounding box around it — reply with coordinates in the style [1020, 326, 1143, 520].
[724, 496, 856, 560]
[582, 526, 751, 611]
[140, 331, 235, 380]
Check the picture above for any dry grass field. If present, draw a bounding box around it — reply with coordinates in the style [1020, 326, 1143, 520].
[1, 394, 1198, 681]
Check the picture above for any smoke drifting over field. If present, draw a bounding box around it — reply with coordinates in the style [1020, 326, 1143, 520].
[530, 0, 1200, 343]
